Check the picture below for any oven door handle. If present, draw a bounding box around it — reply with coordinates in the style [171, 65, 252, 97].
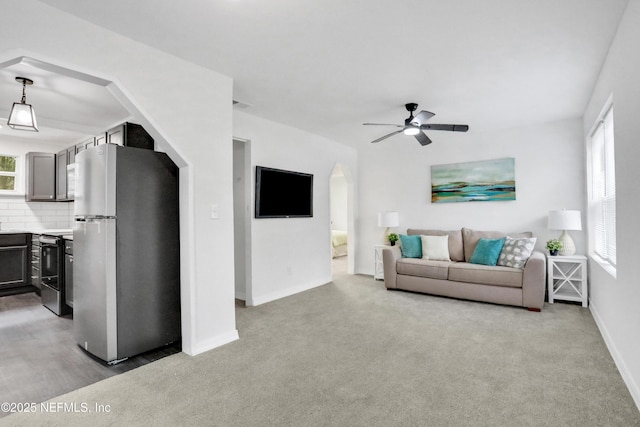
[39, 237, 59, 245]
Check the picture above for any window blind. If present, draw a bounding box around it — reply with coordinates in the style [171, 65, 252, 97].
[590, 106, 616, 266]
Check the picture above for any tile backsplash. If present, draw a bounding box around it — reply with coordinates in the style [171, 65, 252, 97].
[0, 197, 74, 230]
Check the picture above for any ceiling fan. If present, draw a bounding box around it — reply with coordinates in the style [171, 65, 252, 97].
[363, 103, 469, 146]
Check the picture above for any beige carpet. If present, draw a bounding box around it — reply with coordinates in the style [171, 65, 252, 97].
[3, 268, 639, 426]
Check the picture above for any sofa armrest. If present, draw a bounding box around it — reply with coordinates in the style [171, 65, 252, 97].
[382, 246, 401, 289]
[522, 251, 546, 310]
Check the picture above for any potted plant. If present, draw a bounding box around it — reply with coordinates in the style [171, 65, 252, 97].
[388, 233, 399, 246]
[546, 239, 563, 256]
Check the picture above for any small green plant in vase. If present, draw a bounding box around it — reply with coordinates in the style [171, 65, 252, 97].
[388, 233, 399, 246]
[546, 239, 563, 256]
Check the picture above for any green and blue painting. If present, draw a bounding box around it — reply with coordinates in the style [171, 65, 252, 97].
[431, 157, 515, 203]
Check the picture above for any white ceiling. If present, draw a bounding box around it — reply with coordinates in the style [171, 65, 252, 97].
[6, 0, 631, 148]
[0, 57, 131, 145]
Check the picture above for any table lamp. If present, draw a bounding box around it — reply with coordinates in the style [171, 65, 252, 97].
[548, 209, 582, 256]
[378, 211, 399, 243]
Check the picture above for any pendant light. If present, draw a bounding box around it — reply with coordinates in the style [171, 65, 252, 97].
[7, 77, 39, 132]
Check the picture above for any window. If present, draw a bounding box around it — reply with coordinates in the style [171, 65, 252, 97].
[589, 103, 616, 270]
[0, 155, 18, 192]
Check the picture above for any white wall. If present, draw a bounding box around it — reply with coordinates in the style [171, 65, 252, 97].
[582, 0, 640, 409]
[357, 118, 586, 275]
[233, 110, 357, 306]
[1, 1, 237, 355]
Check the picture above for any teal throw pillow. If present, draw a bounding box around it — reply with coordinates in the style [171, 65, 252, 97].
[469, 237, 505, 266]
[399, 234, 422, 258]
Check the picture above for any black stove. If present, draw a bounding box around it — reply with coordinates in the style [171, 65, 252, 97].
[39, 234, 71, 316]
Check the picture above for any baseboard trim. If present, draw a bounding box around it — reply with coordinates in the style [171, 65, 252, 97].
[590, 299, 640, 411]
[247, 278, 329, 306]
[185, 329, 239, 356]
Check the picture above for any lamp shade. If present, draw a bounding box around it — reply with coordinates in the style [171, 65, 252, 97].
[548, 210, 582, 231]
[378, 211, 399, 228]
[7, 77, 39, 132]
[7, 102, 38, 131]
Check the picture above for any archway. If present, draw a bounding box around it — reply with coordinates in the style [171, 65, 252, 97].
[0, 55, 194, 351]
[330, 162, 355, 276]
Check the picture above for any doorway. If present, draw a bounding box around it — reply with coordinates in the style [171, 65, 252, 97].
[233, 138, 252, 302]
[330, 164, 350, 277]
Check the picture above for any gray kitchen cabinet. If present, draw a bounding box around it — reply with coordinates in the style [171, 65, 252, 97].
[56, 146, 77, 201]
[67, 146, 76, 164]
[0, 234, 29, 289]
[107, 122, 154, 149]
[76, 137, 95, 154]
[95, 132, 107, 145]
[27, 124, 153, 204]
[25, 152, 55, 201]
[56, 149, 68, 200]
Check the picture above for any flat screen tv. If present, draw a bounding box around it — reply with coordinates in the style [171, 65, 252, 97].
[255, 166, 313, 218]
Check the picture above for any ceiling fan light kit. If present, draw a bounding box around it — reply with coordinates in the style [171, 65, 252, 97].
[403, 126, 420, 136]
[7, 76, 39, 132]
[364, 102, 468, 146]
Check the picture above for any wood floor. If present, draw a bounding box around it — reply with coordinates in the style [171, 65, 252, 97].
[0, 292, 180, 418]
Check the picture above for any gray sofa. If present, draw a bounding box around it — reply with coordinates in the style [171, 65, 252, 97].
[382, 228, 546, 311]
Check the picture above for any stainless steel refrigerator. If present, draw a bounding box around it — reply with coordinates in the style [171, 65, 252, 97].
[73, 144, 180, 364]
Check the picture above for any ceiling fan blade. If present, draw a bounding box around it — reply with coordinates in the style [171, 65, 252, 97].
[420, 124, 469, 132]
[411, 110, 435, 126]
[363, 123, 403, 127]
[371, 130, 403, 143]
[414, 131, 432, 146]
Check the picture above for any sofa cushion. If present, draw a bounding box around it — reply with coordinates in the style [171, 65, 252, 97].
[399, 234, 422, 258]
[408, 229, 464, 261]
[421, 235, 451, 261]
[462, 228, 533, 262]
[469, 237, 505, 266]
[497, 236, 537, 269]
[396, 258, 450, 280]
[448, 262, 523, 288]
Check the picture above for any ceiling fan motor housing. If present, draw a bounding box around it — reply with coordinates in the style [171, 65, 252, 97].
[405, 103, 418, 124]
[405, 103, 418, 112]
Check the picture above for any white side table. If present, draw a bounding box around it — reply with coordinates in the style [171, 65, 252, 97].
[547, 255, 588, 307]
[374, 245, 389, 280]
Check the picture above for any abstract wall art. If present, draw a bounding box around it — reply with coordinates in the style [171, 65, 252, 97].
[431, 157, 515, 203]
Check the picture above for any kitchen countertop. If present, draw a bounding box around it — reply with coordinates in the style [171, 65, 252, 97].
[0, 228, 74, 236]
